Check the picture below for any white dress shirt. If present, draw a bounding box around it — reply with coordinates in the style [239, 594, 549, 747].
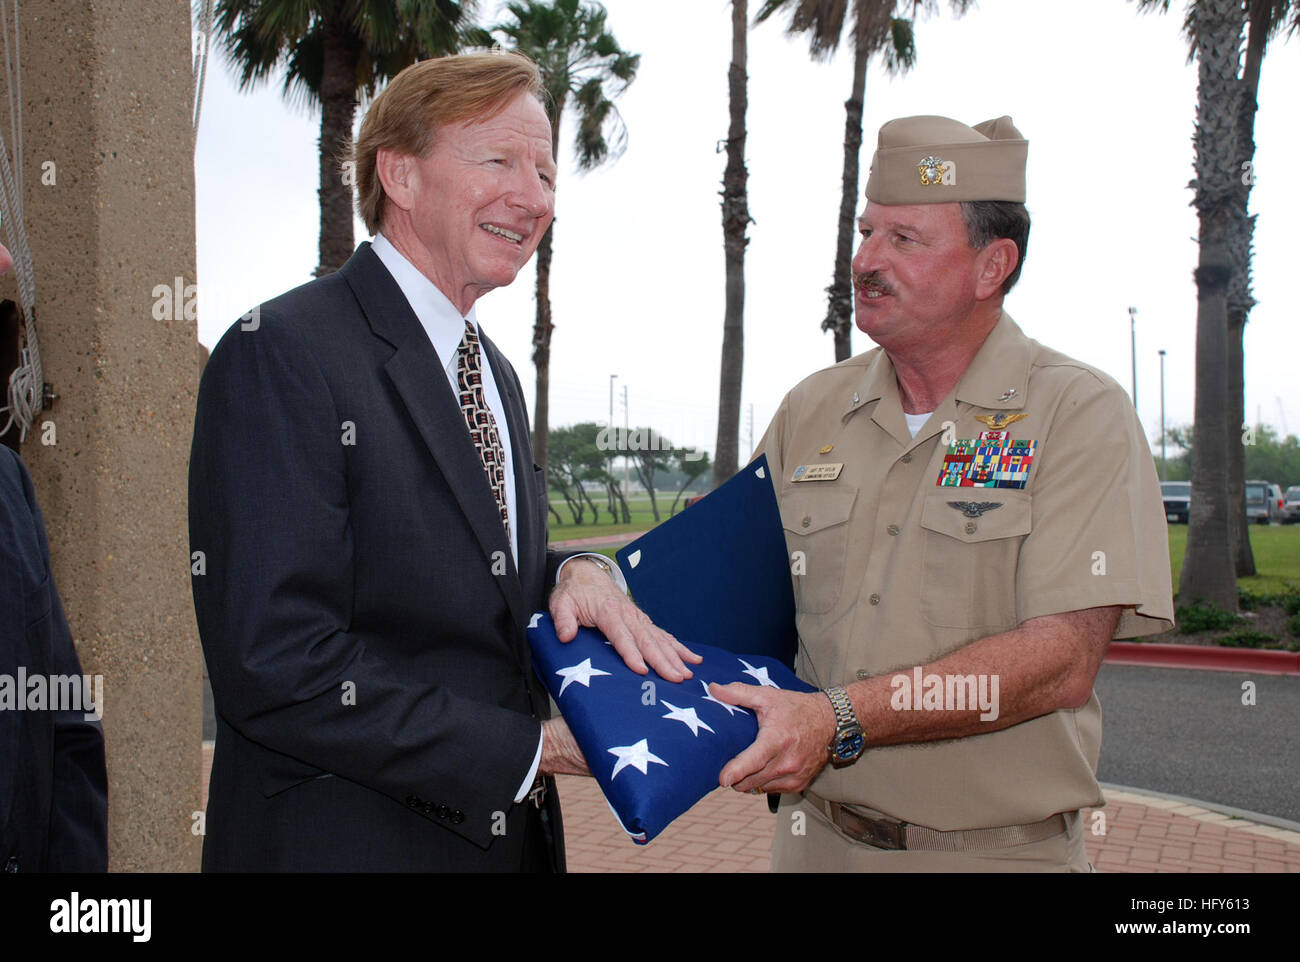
[371, 233, 519, 565]
[370, 234, 540, 801]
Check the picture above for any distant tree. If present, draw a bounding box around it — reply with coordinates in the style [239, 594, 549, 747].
[628, 428, 676, 524]
[213, 0, 482, 277]
[1157, 423, 1300, 491]
[669, 449, 712, 516]
[547, 422, 607, 523]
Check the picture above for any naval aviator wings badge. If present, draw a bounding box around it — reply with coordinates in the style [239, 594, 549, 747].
[948, 501, 1003, 519]
[936, 418, 1037, 490]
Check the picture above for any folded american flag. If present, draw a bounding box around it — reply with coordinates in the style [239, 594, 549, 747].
[526, 611, 814, 844]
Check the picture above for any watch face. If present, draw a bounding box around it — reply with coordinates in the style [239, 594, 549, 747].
[834, 732, 864, 761]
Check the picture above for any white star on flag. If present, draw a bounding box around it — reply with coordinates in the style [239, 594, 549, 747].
[700, 679, 748, 716]
[528, 613, 543, 629]
[660, 701, 715, 737]
[739, 658, 779, 688]
[555, 658, 612, 697]
[608, 739, 668, 780]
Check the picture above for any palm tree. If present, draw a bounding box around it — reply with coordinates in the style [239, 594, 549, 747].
[492, 0, 639, 476]
[1169, 0, 1245, 610]
[1138, 0, 1297, 588]
[213, 1, 480, 278]
[756, 0, 972, 361]
[714, 0, 750, 487]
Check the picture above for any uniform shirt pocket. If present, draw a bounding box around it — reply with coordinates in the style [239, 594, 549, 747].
[780, 487, 857, 615]
[919, 490, 1032, 630]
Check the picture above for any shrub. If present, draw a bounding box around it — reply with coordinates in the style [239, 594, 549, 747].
[1175, 603, 1243, 634]
[1217, 630, 1278, 648]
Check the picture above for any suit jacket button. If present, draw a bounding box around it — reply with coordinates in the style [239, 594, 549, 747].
[423, 801, 435, 815]
[451, 810, 465, 824]
[3, 857, 18, 873]
[406, 795, 421, 809]
[436, 805, 450, 819]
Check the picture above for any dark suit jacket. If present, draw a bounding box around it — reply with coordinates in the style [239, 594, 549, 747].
[190, 242, 565, 871]
[0, 446, 108, 872]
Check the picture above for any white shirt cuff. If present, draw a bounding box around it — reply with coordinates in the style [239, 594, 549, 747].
[555, 552, 629, 595]
[514, 729, 545, 804]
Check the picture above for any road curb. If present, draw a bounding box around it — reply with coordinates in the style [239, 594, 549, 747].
[1106, 641, 1300, 675]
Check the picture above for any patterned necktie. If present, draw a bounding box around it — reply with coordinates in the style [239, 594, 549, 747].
[456, 320, 510, 543]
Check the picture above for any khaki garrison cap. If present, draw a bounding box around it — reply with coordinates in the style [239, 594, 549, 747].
[864, 115, 1027, 205]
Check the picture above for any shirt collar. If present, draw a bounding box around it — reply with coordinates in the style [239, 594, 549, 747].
[846, 310, 1033, 417]
[951, 310, 1033, 410]
[370, 232, 477, 366]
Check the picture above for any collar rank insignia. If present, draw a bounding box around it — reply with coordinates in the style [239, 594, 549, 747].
[974, 412, 1028, 430]
[917, 155, 954, 186]
[948, 501, 1002, 519]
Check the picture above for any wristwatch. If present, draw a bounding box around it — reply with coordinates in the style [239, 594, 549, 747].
[824, 686, 865, 766]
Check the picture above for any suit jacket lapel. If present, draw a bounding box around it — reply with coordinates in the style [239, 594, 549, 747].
[339, 244, 528, 629]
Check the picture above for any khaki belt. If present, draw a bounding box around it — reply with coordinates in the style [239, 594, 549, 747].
[804, 791, 1069, 852]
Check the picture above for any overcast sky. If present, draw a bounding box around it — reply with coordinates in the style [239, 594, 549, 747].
[194, 0, 1300, 459]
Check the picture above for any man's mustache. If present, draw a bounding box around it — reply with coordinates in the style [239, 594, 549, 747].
[853, 272, 893, 296]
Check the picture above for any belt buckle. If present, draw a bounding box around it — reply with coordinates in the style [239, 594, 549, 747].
[841, 804, 907, 850]
[527, 778, 547, 809]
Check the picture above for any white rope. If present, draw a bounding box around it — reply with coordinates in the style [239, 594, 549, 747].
[0, 0, 41, 442]
[192, 0, 215, 137]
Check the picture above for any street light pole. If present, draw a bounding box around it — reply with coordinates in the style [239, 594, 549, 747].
[1129, 306, 1138, 411]
[1158, 349, 1167, 482]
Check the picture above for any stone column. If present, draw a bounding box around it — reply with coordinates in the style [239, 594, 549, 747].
[8, 0, 202, 871]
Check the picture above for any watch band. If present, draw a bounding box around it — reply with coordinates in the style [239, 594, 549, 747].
[824, 685, 865, 765]
[825, 685, 857, 731]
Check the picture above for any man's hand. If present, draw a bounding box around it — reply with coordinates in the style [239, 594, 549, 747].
[539, 717, 589, 777]
[549, 558, 702, 683]
[713, 683, 837, 795]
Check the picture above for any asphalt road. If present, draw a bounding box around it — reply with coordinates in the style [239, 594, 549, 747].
[1095, 663, 1300, 823]
[201, 660, 1300, 823]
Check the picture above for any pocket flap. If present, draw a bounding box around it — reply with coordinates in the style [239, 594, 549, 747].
[780, 488, 857, 536]
[920, 490, 1031, 543]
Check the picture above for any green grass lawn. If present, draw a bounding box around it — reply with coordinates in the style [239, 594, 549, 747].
[547, 496, 685, 545]
[1167, 523, 1300, 597]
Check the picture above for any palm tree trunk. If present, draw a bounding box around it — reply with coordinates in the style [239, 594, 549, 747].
[316, 15, 359, 277]
[714, 0, 749, 487]
[1226, 306, 1252, 574]
[532, 221, 555, 475]
[825, 38, 868, 363]
[1179, 0, 1242, 611]
[1227, 0, 1271, 577]
[532, 101, 567, 479]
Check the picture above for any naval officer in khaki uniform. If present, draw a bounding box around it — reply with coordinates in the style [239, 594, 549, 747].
[709, 115, 1174, 871]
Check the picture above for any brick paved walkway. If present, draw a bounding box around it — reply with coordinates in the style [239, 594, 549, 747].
[201, 743, 1300, 872]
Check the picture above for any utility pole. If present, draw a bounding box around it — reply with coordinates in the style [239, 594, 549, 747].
[1128, 306, 1138, 410]
[622, 385, 630, 499]
[1158, 349, 1167, 482]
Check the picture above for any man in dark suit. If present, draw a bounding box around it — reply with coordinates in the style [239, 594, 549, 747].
[0, 241, 109, 872]
[189, 52, 696, 872]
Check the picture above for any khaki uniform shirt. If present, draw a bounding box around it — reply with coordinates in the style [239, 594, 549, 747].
[756, 312, 1174, 831]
